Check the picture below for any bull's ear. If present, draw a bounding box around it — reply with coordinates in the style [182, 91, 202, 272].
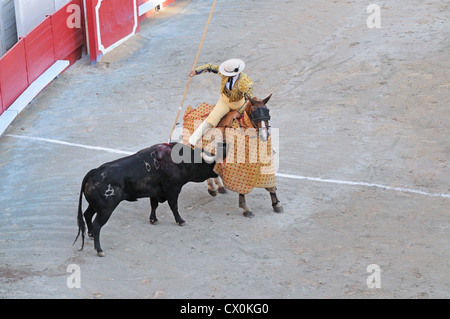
[263, 94, 272, 105]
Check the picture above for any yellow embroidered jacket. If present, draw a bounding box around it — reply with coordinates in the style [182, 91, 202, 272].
[195, 64, 253, 102]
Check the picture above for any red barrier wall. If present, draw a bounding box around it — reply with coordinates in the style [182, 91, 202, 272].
[52, 3, 85, 65]
[0, 0, 84, 116]
[84, 0, 139, 64]
[0, 40, 28, 112]
[0, 0, 176, 115]
[86, 0, 177, 64]
[25, 17, 55, 84]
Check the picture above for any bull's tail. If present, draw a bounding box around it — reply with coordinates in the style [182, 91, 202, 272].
[73, 173, 89, 251]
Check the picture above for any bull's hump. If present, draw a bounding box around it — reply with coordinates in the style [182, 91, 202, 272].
[136, 143, 178, 174]
[140, 143, 172, 159]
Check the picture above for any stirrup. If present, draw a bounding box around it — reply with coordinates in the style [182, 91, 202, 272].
[216, 141, 228, 160]
[201, 150, 216, 163]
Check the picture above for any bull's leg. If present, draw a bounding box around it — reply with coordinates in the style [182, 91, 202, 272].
[91, 209, 113, 257]
[149, 197, 159, 224]
[266, 187, 283, 213]
[207, 178, 217, 197]
[215, 177, 227, 194]
[83, 205, 96, 238]
[167, 191, 185, 226]
[239, 194, 254, 218]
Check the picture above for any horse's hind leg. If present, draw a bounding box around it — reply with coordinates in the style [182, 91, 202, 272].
[266, 187, 283, 213]
[207, 178, 217, 196]
[239, 194, 254, 218]
[206, 178, 217, 196]
[214, 177, 227, 194]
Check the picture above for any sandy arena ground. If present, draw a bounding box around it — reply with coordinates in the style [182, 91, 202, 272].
[0, 0, 449, 299]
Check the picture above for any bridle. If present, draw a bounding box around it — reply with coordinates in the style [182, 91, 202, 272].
[248, 103, 271, 141]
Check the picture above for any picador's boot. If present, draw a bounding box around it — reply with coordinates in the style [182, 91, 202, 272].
[189, 120, 213, 147]
[189, 120, 216, 162]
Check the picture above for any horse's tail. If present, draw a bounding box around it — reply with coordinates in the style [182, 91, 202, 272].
[73, 172, 90, 250]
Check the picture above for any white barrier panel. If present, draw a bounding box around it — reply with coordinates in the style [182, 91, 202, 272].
[0, 0, 17, 55]
[138, 0, 163, 16]
[14, 0, 70, 38]
[0, 60, 69, 136]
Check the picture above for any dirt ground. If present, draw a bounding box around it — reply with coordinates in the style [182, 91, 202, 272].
[0, 0, 449, 299]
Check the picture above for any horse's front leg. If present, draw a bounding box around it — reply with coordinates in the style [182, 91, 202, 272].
[239, 194, 254, 218]
[214, 177, 227, 194]
[266, 187, 283, 213]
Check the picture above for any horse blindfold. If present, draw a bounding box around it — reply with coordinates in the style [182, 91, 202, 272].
[251, 107, 271, 123]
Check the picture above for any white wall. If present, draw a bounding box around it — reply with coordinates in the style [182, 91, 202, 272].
[14, 0, 70, 38]
[0, 0, 17, 55]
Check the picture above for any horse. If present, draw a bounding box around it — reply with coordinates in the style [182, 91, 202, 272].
[202, 94, 283, 217]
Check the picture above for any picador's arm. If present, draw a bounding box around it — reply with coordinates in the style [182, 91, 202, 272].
[194, 64, 220, 75]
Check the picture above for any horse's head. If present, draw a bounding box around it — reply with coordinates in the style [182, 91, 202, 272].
[245, 94, 272, 141]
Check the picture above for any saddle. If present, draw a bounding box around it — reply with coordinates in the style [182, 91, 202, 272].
[182, 103, 252, 158]
[216, 111, 242, 131]
[208, 111, 242, 159]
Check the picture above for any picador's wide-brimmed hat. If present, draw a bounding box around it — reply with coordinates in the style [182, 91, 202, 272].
[219, 59, 245, 77]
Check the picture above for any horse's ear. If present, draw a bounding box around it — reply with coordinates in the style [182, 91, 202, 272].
[263, 94, 272, 104]
[248, 96, 255, 105]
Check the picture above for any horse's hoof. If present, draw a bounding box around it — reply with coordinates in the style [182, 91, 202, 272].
[273, 205, 284, 213]
[218, 187, 227, 194]
[243, 210, 254, 218]
[208, 189, 217, 197]
[97, 251, 105, 257]
[150, 219, 159, 225]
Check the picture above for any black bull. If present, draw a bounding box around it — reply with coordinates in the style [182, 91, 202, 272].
[74, 142, 217, 257]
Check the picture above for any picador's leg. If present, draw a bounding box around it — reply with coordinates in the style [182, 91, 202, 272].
[266, 187, 284, 213]
[239, 193, 254, 218]
[189, 120, 213, 147]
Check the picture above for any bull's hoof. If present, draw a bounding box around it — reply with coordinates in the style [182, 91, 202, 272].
[178, 221, 186, 226]
[273, 205, 284, 213]
[97, 250, 105, 257]
[208, 189, 217, 197]
[150, 218, 159, 225]
[218, 187, 227, 194]
[243, 210, 254, 218]
[88, 233, 94, 239]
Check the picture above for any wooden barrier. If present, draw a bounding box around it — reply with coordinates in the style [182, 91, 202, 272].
[0, 0, 84, 116]
[0, 39, 28, 113]
[84, 0, 177, 64]
[0, 0, 176, 118]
